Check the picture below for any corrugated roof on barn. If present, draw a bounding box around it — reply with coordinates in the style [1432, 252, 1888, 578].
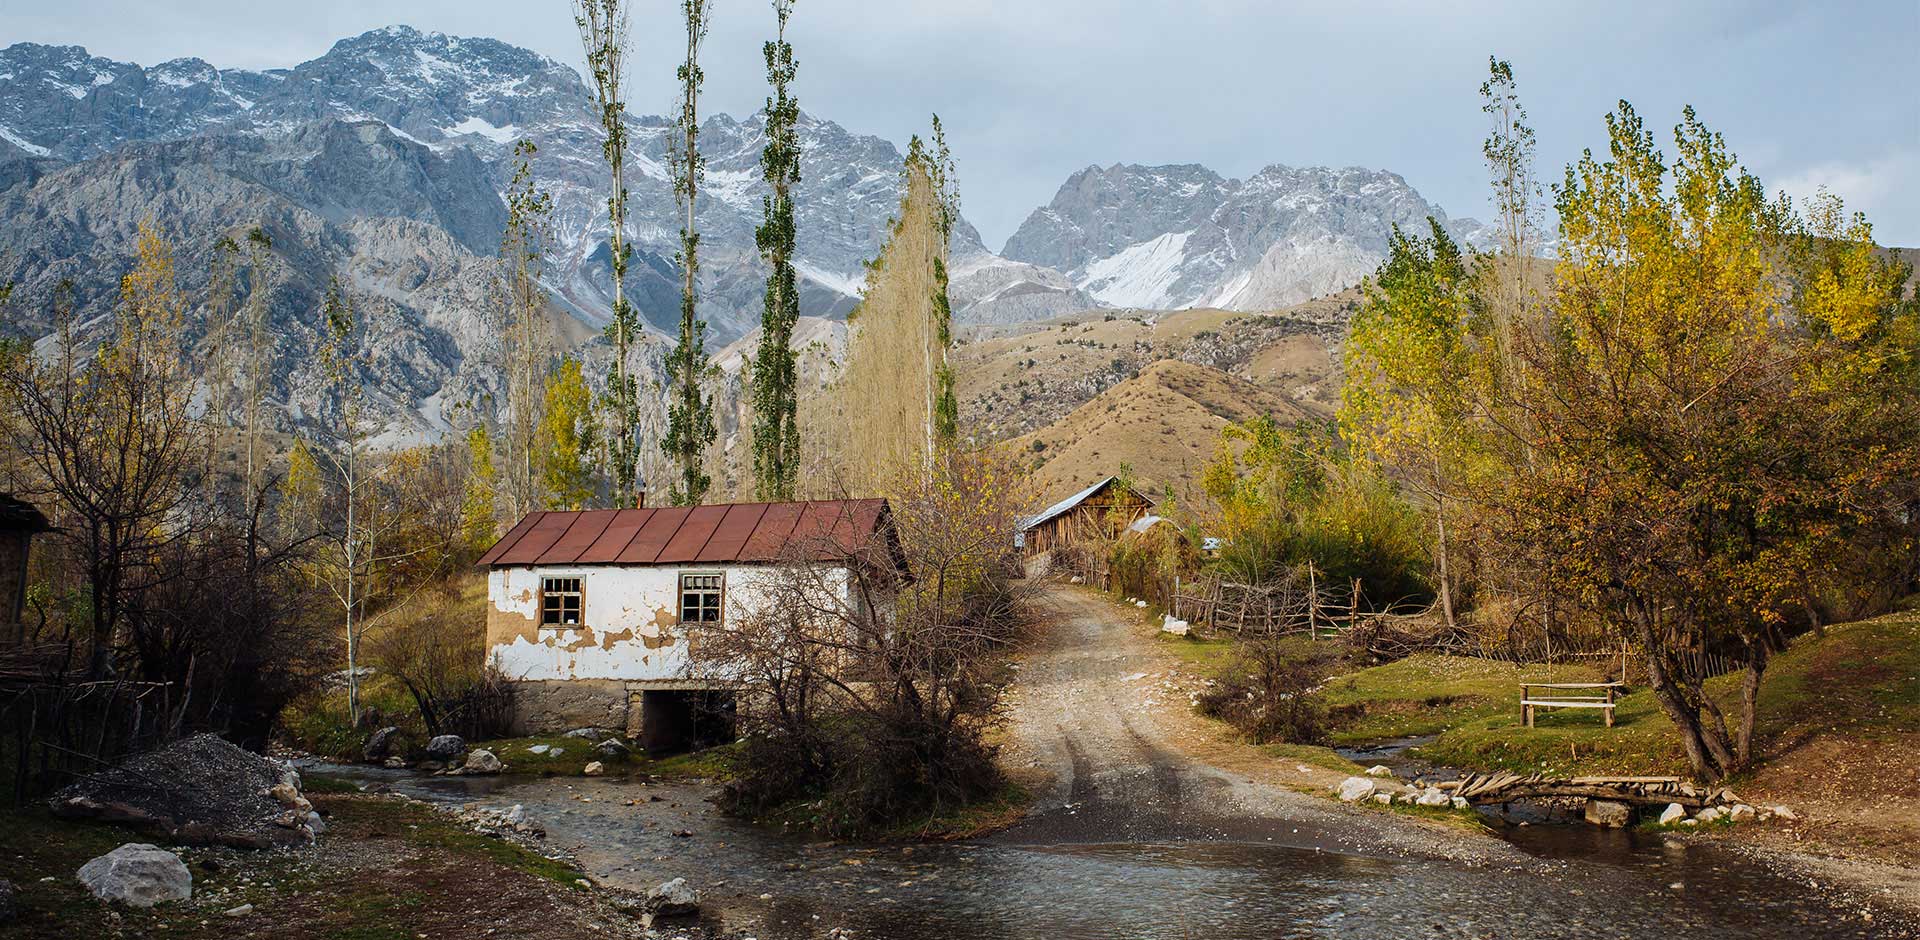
[476, 498, 901, 570]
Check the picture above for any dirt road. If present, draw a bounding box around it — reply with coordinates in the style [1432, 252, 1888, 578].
[996, 584, 1523, 863]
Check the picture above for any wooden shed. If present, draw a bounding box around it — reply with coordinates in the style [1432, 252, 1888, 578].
[1018, 477, 1155, 557]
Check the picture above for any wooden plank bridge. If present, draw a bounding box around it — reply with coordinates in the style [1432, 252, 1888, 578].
[1439, 771, 1738, 809]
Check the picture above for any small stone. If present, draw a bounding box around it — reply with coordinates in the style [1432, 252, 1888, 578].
[645, 877, 700, 917]
[563, 728, 602, 740]
[1769, 804, 1798, 821]
[77, 844, 192, 908]
[595, 738, 631, 758]
[504, 804, 527, 825]
[459, 749, 504, 775]
[1364, 765, 1394, 778]
[382, 757, 407, 769]
[1371, 792, 1392, 804]
[1658, 803, 1687, 825]
[1336, 777, 1376, 803]
[529, 744, 551, 755]
[1695, 806, 1725, 824]
[424, 735, 465, 761]
[305, 811, 326, 835]
[224, 904, 254, 917]
[1728, 804, 1756, 823]
[1415, 787, 1450, 808]
[583, 761, 605, 776]
[1450, 796, 1469, 810]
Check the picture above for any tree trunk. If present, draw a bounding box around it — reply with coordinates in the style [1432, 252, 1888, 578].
[1735, 645, 1767, 768]
[1634, 610, 1724, 781]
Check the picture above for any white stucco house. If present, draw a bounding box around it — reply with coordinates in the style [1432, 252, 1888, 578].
[475, 497, 905, 748]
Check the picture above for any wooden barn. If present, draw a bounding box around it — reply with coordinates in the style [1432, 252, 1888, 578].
[1018, 476, 1155, 557]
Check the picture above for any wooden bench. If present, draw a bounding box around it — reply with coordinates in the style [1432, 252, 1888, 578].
[1520, 682, 1622, 728]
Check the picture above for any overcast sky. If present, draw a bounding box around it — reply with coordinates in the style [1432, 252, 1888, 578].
[12, 1, 1919, 248]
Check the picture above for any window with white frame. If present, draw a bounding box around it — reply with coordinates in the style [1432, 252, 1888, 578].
[679, 572, 724, 624]
[540, 576, 583, 625]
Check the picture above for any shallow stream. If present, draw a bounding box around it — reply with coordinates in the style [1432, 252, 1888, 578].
[306, 762, 1899, 939]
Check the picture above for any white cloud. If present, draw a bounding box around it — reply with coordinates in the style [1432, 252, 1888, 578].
[1770, 149, 1920, 245]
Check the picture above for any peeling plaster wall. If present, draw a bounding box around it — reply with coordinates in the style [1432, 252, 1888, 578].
[485, 563, 850, 684]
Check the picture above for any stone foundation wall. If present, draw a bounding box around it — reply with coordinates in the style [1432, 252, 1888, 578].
[505, 679, 629, 736]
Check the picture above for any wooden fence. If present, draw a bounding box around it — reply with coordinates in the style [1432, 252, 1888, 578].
[1170, 566, 1431, 641]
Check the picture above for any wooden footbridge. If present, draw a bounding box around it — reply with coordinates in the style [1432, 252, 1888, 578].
[1439, 771, 1736, 809]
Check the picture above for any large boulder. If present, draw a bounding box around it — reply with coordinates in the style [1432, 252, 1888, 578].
[1583, 799, 1633, 828]
[458, 749, 503, 775]
[645, 877, 700, 917]
[1336, 777, 1376, 803]
[1658, 803, 1688, 825]
[424, 735, 466, 762]
[362, 726, 402, 762]
[77, 844, 191, 908]
[52, 734, 318, 848]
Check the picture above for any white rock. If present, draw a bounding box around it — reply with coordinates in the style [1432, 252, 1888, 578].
[1336, 777, 1376, 803]
[1450, 796, 1469, 810]
[1769, 804, 1798, 821]
[504, 804, 527, 825]
[1695, 806, 1725, 824]
[583, 761, 605, 777]
[1364, 765, 1394, 778]
[1135, 600, 1148, 608]
[77, 844, 191, 908]
[1415, 787, 1450, 808]
[1679, 818, 1699, 827]
[1121, 673, 1148, 682]
[529, 744, 551, 755]
[224, 904, 254, 917]
[459, 749, 504, 775]
[1160, 615, 1189, 636]
[1728, 804, 1756, 823]
[645, 877, 700, 916]
[304, 811, 326, 835]
[1658, 803, 1688, 825]
[1372, 792, 1392, 804]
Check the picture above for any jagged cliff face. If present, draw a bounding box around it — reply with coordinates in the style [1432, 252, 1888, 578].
[0, 25, 1483, 445]
[1001, 162, 1487, 312]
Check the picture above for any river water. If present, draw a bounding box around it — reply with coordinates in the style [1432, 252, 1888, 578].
[307, 763, 1902, 939]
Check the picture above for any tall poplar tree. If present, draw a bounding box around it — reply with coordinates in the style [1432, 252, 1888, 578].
[574, 0, 641, 506]
[927, 115, 960, 446]
[750, 0, 802, 501]
[497, 139, 554, 522]
[664, 0, 718, 506]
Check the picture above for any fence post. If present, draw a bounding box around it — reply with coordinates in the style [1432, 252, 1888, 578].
[1306, 562, 1317, 640]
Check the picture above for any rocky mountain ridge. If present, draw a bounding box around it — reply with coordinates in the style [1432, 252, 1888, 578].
[1, 25, 1481, 447]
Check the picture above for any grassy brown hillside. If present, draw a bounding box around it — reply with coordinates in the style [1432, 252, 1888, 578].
[1004, 359, 1317, 505]
[953, 295, 1354, 445]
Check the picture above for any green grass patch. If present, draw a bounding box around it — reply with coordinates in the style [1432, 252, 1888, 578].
[1364, 611, 1920, 780]
[1155, 630, 1237, 667]
[1258, 742, 1366, 775]
[1317, 653, 1609, 745]
[879, 781, 1032, 841]
[474, 736, 736, 780]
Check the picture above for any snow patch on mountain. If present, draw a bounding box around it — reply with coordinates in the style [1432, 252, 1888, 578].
[0, 124, 50, 156]
[446, 115, 519, 143]
[1080, 231, 1193, 308]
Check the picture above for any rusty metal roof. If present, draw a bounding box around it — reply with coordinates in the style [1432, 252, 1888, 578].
[476, 499, 897, 568]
